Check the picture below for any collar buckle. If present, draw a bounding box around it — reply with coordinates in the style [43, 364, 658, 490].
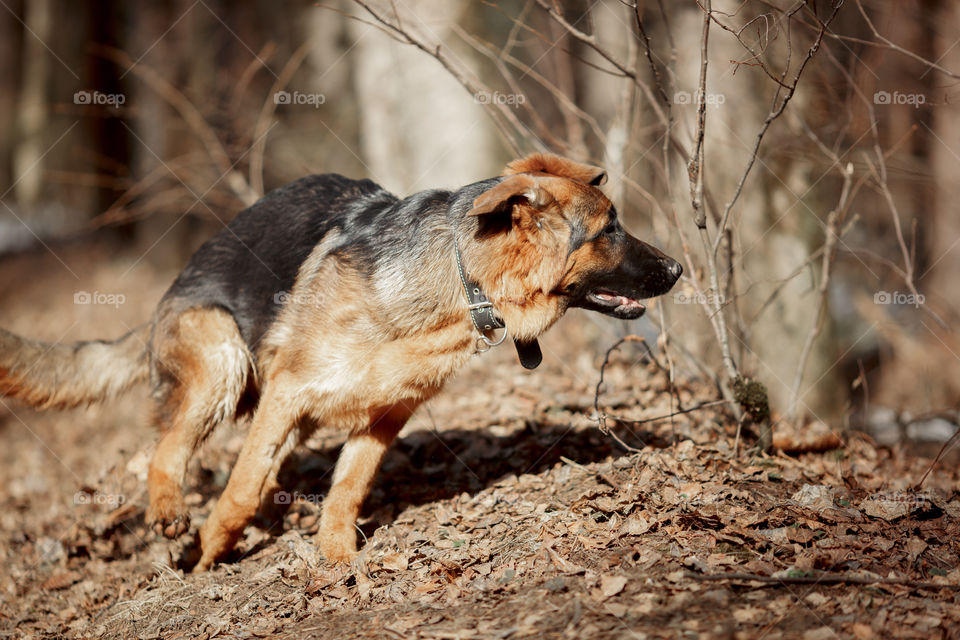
[454, 239, 539, 368]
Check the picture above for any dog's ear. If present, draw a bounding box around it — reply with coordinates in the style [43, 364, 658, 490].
[468, 174, 553, 217]
[505, 153, 607, 186]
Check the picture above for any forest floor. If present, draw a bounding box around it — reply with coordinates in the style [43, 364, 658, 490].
[1, 241, 959, 639]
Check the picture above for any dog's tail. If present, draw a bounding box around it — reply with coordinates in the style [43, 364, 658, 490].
[0, 323, 151, 410]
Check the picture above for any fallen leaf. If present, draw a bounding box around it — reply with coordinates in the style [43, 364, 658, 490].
[861, 496, 914, 521]
[774, 420, 842, 453]
[792, 485, 836, 510]
[380, 551, 409, 572]
[733, 607, 764, 623]
[599, 574, 627, 598]
[41, 571, 82, 591]
[851, 623, 874, 639]
[619, 515, 651, 536]
[548, 548, 586, 574]
[905, 537, 927, 562]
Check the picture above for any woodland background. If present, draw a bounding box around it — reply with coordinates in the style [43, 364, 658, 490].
[2, 0, 958, 442]
[2, 2, 960, 637]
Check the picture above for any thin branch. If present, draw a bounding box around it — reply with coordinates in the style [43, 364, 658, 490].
[689, 0, 740, 382]
[853, 0, 960, 80]
[349, 0, 535, 155]
[711, 2, 841, 258]
[688, 0, 711, 231]
[96, 46, 260, 207]
[787, 162, 853, 420]
[688, 571, 960, 592]
[532, 0, 670, 130]
[913, 425, 960, 490]
[249, 41, 314, 196]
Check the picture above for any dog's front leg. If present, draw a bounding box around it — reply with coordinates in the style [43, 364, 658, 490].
[194, 380, 301, 571]
[318, 403, 414, 563]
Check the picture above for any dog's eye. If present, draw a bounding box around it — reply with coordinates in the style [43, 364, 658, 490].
[603, 219, 618, 235]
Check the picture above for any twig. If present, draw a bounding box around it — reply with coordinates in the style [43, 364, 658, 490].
[610, 400, 728, 428]
[452, 25, 606, 149]
[593, 336, 664, 434]
[633, 8, 670, 107]
[96, 46, 260, 207]
[248, 41, 314, 196]
[711, 1, 841, 257]
[688, 570, 960, 592]
[745, 215, 857, 329]
[230, 42, 277, 110]
[913, 426, 960, 490]
[531, 0, 670, 130]
[559, 456, 621, 491]
[532, 0, 636, 81]
[818, 42, 948, 330]
[853, 0, 960, 80]
[592, 335, 728, 449]
[688, 0, 711, 231]
[349, 0, 532, 156]
[786, 161, 853, 420]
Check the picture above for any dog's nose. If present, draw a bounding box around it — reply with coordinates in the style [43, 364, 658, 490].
[664, 258, 682, 282]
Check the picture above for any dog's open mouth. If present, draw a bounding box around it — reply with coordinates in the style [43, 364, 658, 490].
[587, 289, 646, 315]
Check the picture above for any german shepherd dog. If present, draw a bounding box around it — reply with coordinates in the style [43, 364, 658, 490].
[0, 154, 681, 571]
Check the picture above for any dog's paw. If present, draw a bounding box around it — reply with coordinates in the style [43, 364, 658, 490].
[323, 547, 358, 565]
[318, 531, 358, 564]
[192, 554, 214, 573]
[146, 499, 191, 538]
[154, 514, 191, 538]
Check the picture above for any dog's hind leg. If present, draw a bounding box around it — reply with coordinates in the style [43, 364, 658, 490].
[194, 373, 305, 571]
[146, 307, 252, 538]
[258, 421, 304, 515]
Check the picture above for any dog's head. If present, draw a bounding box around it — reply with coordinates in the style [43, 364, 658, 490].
[463, 153, 681, 336]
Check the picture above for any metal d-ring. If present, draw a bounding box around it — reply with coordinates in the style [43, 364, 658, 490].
[476, 328, 508, 352]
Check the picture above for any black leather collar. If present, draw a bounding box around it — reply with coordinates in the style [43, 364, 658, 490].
[454, 242, 506, 339]
[454, 243, 542, 369]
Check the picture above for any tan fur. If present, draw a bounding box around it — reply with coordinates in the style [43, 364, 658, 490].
[146, 307, 253, 537]
[504, 153, 607, 185]
[0, 324, 150, 409]
[461, 175, 613, 341]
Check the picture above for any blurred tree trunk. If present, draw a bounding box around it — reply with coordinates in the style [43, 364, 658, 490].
[348, 0, 496, 193]
[928, 1, 960, 320]
[128, 0, 214, 267]
[0, 4, 21, 190]
[577, 0, 635, 213]
[87, 0, 131, 223]
[13, 0, 51, 210]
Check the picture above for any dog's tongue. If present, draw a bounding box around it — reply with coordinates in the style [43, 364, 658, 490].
[596, 292, 644, 311]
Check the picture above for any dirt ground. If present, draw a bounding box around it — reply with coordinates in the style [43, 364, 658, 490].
[1, 241, 959, 639]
